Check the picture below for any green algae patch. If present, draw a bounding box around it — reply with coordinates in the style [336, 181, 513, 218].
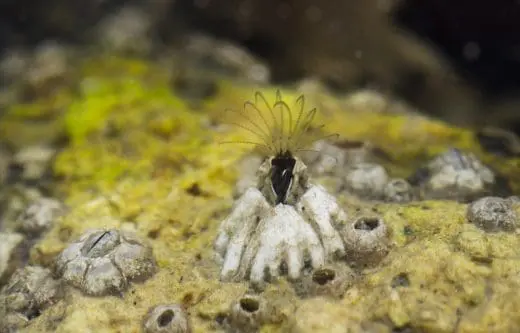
[17, 54, 520, 333]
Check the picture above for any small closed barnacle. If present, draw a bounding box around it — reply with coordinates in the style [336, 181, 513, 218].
[383, 178, 415, 203]
[54, 228, 156, 296]
[467, 196, 517, 232]
[0, 265, 63, 332]
[340, 216, 391, 267]
[143, 304, 192, 333]
[16, 197, 65, 236]
[226, 294, 271, 333]
[408, 148, 510, 202]
[292, 263, 356, 299]
[343, 163, 389, 200]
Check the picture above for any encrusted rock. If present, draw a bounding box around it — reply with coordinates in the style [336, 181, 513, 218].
[343, 163, 390, 200]
[0, 144, 11, 186]
[467, 196, 517, 232]
[0, 232, 26, 285]
[409, 148, 509, 202]
[54, 229, 157, 296]
[0, 185, 43, 232]
[0, 266, 63, 332]
[340, 216, 391, 267]
[24, 41, 70, 97]
[96, 6, 153, 55]
[143, 304, 192, 333]
[181, 33, 271, 84]
[16, 197, 65, 236]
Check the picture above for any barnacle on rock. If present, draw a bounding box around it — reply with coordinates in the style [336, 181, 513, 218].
[467, 196, 517, 232]
[54, 228, 156, 296]
[343, 163, 390, 200]
[226, 294, 271, 333]
[143, 304, 192, 333]
[16, 197, 65, 236]
[340, 216, 391, 267]
[216, 91, 348, 285]
[0, 265, 63, 332]
[409, 148, 510, 202]
[383, 178, 415, 203]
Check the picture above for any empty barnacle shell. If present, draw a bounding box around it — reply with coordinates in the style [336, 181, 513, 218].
[340, 216, 391, 267]
[54, 228, 156, 296]
[292, 263, 356, 299]
[143, 304, 192, 333]
[226, 294, 271, 333]
[467, 196, 518, 232]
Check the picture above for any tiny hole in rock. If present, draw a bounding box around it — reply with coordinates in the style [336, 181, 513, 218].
[26, 309, 41, 320]
[355, 217, 380, 230]
[157, 309, 175, 327]
[240, 297, 260, 313]
[147, 230, 160, 239]
[186, 183, 203, 196]
[215, 313, 227, 325]
[391, 273, 410, 288]
[312, 268, 336, 285]
[6, 162, 24, 184]
[182, 292, 194, 305]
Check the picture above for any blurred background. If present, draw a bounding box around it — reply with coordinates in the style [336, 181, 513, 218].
[1, 0, 520, 135]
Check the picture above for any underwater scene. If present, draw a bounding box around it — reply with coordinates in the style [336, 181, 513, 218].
[1, 1, 520, 332]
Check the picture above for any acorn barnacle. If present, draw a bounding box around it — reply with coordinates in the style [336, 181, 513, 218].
[215, 90, 348, 285]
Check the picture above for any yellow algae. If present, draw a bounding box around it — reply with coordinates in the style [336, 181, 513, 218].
[10, 53, 520, 333]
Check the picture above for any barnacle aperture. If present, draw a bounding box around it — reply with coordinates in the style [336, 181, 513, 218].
[270, 151, 296, 204]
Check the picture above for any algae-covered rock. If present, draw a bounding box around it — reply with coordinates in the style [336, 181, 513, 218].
[1, 54, 519, 333]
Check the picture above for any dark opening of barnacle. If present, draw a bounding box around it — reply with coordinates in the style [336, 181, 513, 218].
[270, 151, 296, 204]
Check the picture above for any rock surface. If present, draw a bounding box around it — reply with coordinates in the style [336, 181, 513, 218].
[0, 54, 518, 333]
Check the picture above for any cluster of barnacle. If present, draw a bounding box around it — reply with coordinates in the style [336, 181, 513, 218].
[214, 91, 392, 289]
[301, 139, 511, 203]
